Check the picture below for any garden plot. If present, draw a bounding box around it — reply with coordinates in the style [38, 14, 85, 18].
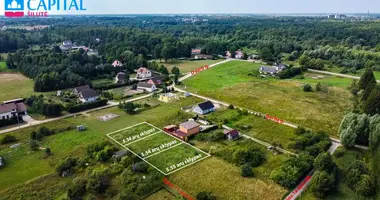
[107, 122, 210, 175]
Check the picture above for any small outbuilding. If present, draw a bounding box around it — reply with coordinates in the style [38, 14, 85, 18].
[113, 150, 128, 159]
[223, 129, 240, 140]
[164, 125, 177, 132]
[158, 93, 179, 103]
[76, 125, 86, 131]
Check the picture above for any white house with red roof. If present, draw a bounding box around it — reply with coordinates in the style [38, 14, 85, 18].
[136, 67, 152, 79]
[112, 60, 123, 67]
[191, 48, 201, 56]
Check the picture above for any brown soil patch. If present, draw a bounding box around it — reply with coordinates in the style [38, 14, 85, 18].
[0, 73, 29, 83]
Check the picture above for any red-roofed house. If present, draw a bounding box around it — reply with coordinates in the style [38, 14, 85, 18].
[191, 48, 201, 56]
[136, 67, 152, 79]
[112, 60, 123, 67]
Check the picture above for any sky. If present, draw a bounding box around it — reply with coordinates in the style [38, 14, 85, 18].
[1, 0, 379, 15]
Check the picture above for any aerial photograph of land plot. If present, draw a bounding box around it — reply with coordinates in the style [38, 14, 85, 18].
[1, 1, 380, 200]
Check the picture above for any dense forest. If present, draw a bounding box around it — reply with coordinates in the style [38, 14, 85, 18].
[3, 16, 380, 91]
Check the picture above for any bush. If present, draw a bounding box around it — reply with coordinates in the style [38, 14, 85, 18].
[303, 84, 312, 92]
[0, 116, 23, 128]
[1, 135, 17, 144]
[314, 153, 335, 173]
[56, 157, 78, 176]
[355, 175, 375, 197]
[67, 177, 87, 200]
[228, 104, 234, 109]
[29, 140, 39, 151]
[334, 147, 345, 157]
[67, 99, 108, 113]
[86, 170, 110, 194]
[196, 191, 217, 200]
[310, 170, 335, 198]
[241, 163, 254, 177]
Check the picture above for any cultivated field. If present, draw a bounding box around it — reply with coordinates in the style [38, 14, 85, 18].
[182, 61, 353, 136]
[107, 122, 210, 175]
[152, 59, 223, 73]
[0, 73, 35, 102]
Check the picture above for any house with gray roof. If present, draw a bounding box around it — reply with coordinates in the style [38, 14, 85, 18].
[137, 82, 157, 93]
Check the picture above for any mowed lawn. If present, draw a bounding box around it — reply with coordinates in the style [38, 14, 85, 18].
[0, 73, 35, 102]
[152, 59, 224, 73]
[0, 97, 200, 193]
[168, 157, 287, 200]
[182, 61, 353, 136]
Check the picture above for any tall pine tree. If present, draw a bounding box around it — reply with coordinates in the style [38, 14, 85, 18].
[359, 68, 377, 101]
[364, 86, 380, 115]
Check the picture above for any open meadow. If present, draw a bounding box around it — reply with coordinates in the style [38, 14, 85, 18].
[182, 61, 353, 136]
[0, 97, 201, 196]
[152, 59, 223, 73]
[0, 73, 35, 102]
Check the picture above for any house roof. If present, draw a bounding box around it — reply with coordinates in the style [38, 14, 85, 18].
[114, 150, 128, 158]
[191, 48, 201, 53]
[137, 67, 150, 73]
[224, 129, 240, 137]
[74, 85, 91, 93]
[260, 66, 277, 73]
[137, 82, 155, 88]
[149, 76, 163, 84]
[79, 89, 98, 99]
[116, 72, 126, 80]
[197, 101, 215, 111]
[180, 121, 200, 130]
[16, 102, 27, 113]
[0, 103, 17, 114]
[113, 60, 122, 66]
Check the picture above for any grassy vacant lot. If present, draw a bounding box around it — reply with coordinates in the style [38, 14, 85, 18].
[168, 157, 287, 200]
[0, 97, 200, 194]
[182, 61, 353, 136]
[146, 189, 175, 200]
[153, 59, 223, 73]
[0, 73, 35, 102]
[0, 61, 6, 71]
[206, 109, 296, 149]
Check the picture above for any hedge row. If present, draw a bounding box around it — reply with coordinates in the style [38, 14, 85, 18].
[67, 99, 108, 113]
[0, 116, 23, 128]
[93, 80, 138, 90]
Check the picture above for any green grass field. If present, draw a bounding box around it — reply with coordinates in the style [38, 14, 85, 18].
[206, 109, 296, 149]
[0, 73, 35, 102]
[182, 60, 353, 136]
[146, 189, 175, 200]
[0, 97, 200, 192]
[107, 122, 209, 175]
[152, 59, 223, 73]
[0, 61, 6, 71]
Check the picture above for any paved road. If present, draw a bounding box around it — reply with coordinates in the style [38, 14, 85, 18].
[308, 69, 380, 83]
[0, 93, 154, 135]
[284, 141, 341, 200]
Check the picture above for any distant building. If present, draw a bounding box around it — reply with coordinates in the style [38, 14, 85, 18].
[223, 129, 240, 140]
[112, 60, 123, 67]
[191, 48, 202, 56]
[164, 125, 177, 132]
[115, 72, 127, 84]
[136, 67, 152, 79]
[235, 50, 244, 59]
[74, 85, 99, 103]
[147, 76, 163, 85]
[0, 156, 3, 167]
[60, 40, 73, 51]
[259, 63, 287, 75]
[137, 82, 157, 92]
[194, 54, 213, 60]
[179, 121, 200, 135]
[193, 101, 215, 115]
[158, 93, 179, 103]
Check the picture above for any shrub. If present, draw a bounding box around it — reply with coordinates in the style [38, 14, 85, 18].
[355, 175, 375, 197]
[303, 84, 312, 92]
[67, 177, 87, 200]
[228, 104, 234, 109]
[86, 170, 110, 194]
[310, 170, 335, 198]
[314, 153, 335, 173]
[132, 162, 149, 173]
[56, 157, 78, 176]
[0, 116, 23, 128]
[241, 163, 254, 177]
[29, 140, 39, 151]
[196, 191, 217, 200]
[1, 135, 17, 144]
[67, 99, 108, 113]
[334, 147, 345, 157]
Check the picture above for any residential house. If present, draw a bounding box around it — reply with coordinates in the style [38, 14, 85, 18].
[223, 129, 240, 140]
[191, 48, 201, 56]
[0, 99, 27, 120]
[147, 76, 163, 85]
[193, 101, 215, 115]
[194, 54, 213, 60]
[259, 66, 278, 75]
[115, 72, 127, 84]
[136, 67, 152, 79]
[74, 86, 99, 103]
[112, 60, 123, 67]
[225, 51, 232, 58]
[60, 40, 73, 51]
[73, 85, 91, 95]
[235, 50, 244, 59]
[137, 82, 157, 92]
[158, 93, 179, 103]
[179, 121, 200, 135]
